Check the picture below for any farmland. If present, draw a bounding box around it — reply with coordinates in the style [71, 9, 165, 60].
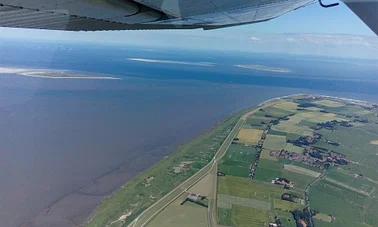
[215, 95, 378, 227]
[235, 128, 263, 145]
[91, 95, 378, 227]
[231, 205, 271, 227]
[263, 134, 287, 150]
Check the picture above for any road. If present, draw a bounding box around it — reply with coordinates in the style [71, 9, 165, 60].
[129, 100, 279, 227]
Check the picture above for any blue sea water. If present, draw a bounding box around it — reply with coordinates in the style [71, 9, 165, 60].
[0, 39, 377, 227]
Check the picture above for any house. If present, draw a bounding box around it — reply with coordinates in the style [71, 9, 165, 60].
[272, 178, 293, 188]
[269, 223, 278, 227]
[299, 219, 307, 227]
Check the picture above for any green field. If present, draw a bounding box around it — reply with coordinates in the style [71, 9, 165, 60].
[231, 205, 271, 227]
[260, 148, 278, 161]
[274, 199, 304, 211]
[218, 194, 271, 210]
[271, 121, 314, 136]
[217, 208, 232, 226]
[253, 159, 284, 182]
[263, 134, 287, 150]
[218, 176, 287, 202]
[308, 180, 375, 225]
[284, 143, 304, 154]
[218, 145, 257, 178]
[276, 210, 296, 227]
[254, 106, 294, 118]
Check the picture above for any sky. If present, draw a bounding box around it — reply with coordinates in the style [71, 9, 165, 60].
[0, 1, 377, 58]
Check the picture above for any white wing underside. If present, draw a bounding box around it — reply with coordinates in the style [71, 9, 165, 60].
[0, 0, 376, 34]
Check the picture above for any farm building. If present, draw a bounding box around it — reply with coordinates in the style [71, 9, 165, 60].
[272, 177, 293, 188]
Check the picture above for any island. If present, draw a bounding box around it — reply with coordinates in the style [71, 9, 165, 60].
[86, 94, 378, 227]
[0, 67, 121, 79]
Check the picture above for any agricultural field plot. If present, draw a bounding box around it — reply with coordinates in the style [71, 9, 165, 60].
[273, 199, 304, 211]
[218, 145, 257, 178]
[146, 193, 207, 227]
[222, 145, 257, 164]
[313, 213, 332, 222]
[263, 134, 287, 150]
[314, 100, 345, 107]
[276, 210, 296, 227]
[305, 107, 324, 111]
[188, 173, 213, 196]
[244, 117, 271, 130]
[218, 176, 287, 202]
[286, 114, 306, 124]
[315, 126, 378, 167]
[307, 113, 347, 123]
[255, 106, 294, 118]
[296, 111, 323, 119]
[273, 101, 299, 111]
[218, 164, 250, 178]
[271, 121, 314, 136]
[308, 179, 376, 226]
[217, 194, 271, 210]
[324, 169, 374, 195]
[284, 143, 304, 154]
[254, 160, 314, 190]
[260, 148, 278, 161]
[217, 208, 232, 226]
[253, 159, 284, 182]
[284, 164, 321, 178]
[231, 205, 272, 227]
[235, 128, 263, 145]
[320, 104, 373, 116]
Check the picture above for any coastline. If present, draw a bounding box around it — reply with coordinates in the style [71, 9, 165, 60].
[85, 102, 259, 227]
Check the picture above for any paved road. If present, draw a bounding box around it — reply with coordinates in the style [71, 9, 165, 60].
[129, 100, 278, 227]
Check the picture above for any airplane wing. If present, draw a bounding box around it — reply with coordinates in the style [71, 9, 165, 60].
[0, 0, 376, 35]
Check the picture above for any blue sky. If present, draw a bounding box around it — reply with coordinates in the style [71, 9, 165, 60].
[0, 1, 377, 58]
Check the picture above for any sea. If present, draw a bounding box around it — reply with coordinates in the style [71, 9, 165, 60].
[0, 39, 377, 227]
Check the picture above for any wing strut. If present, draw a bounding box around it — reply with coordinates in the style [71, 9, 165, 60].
[319, 0, 339, 8]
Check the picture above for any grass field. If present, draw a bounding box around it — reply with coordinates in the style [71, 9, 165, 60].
[286, 115, 306, 124]
[313, 213, 332, 222]
[314, 100, 345, 107]
[260, 149, 277, 161]
[308, 180, 372, 225]
[235, 128, 263, 145]
[217, 208, 232, 226]
[284, 164, 321, 177]
[218, 194, 271, 210]
[218, 176, 286, 202]
[271, 121, 313, 136]
[284, 143, 304, 154]
[273, 101, 299, 111]
[263, 134, 287, 150]
[255, 106, 294, 118]
[254, 159, 284, 182]
[276, 210, 296, 227]
[218, 145, 257, 178]
[231, 205, 271, 227]
[307, 113, 347, 123]
[146, 193, 207, 227]
[273, 199, 304, 211]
